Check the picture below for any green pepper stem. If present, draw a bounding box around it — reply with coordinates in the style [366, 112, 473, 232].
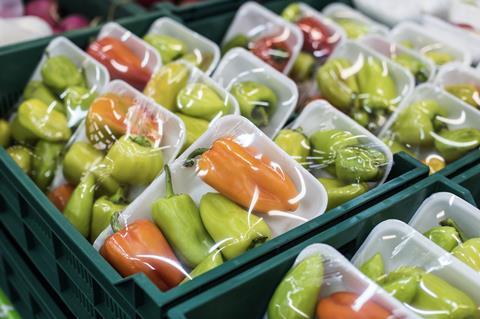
[164, 165, 175, 197]
[129, 135, 152, 147]
[248, 236, 269, 250]
[110, 212, 123, 233]
[183, 147, 209, 167]
[440, 218, 468, 242]
[109, 188, 125, 204]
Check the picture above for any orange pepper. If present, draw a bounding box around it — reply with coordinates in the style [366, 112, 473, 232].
[100, 219, 185, 291]
[48, 183, 75, 212]
[87, 37, 152, 90]
[316, 292, 391, 319]
[185, 137, 299, 213]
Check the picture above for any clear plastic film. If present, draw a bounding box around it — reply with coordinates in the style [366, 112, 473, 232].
[48, 79, 185, 242]
[315, 40, 414, 133]
[143, 59, 239, 153]
[379, 84, 480, 174]
[390, 22, 471, 67]
[434, 62, 480, 110]
[87, 22, 161, 91]
[2, 36, 109, 192]
[143, 17, 220, 75]
[213, 47, 298, 138]
[265, 243, 419, 319]
[409, 192, 480, 273]
[221, 2, 303, 74]
[353, 219, 480, 319]
[360, 35, 435, 85]
[274, 100, 393, 211]
[93, 115, 327, 292]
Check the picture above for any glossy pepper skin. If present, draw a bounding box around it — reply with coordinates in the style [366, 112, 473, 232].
[90, 189, 127, 243]
[452, 238, 480, 271]
[186, 137, 299, 213]
[100, 219, 185, 291]
[176, 113, 209, 153]
[63, 174, 95, 237]
[445, 84, 480, 108]
[177, 83, 228, 121]
[392, 54, 428, 84]
[41, 55, 85, 93]
[32, 140, 63, 191]
[317, 292, 391, 319]
[319, 178, 369, 210]
[23, 80, 65, 114]
[335, 146, 387, 183]
[274, 129, 311, 166]
[152, 165, 213, 268]
[0, 119, 11, 148]
[289, 52, 315, 82]
[267, 255, 323, 319]
[105, 135, 164, 186]
[250, 33, 292, 72]
[6, 145, 32, 174]
[200, 193, 272, 260]
[357, 57, 397, 110]
[424, 225, 462, 252]
[181, 251, 223, 284]
[297, 16, 336, 60]
[62, 142, 103, 185]
[434, 128, 480, 163]
[48, 184, 74, 212]
[309, 129, 359, 167]
[87, 37, 151, 90]
[230, 81, 277, 126]
[63, 86, 97, 126]
[221, 34, 250, 55]
[143, 34, 187, 64]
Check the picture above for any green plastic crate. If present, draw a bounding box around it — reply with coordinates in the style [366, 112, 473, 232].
[0, 225, 70, 319]
[153, 0, 245, 22]
[166, 175, 475, 319]
[452, 163, 480, 206]
[438, 150, 480, 179]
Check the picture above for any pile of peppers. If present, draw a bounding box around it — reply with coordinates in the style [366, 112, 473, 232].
[274, 128, 387, 210]
[361, 253, 479, 319]
[100, 137, 300, 290]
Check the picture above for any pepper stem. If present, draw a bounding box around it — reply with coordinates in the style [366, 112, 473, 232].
[248, 236, 269, 250]
[183, 147, 209, 167]
[129, 135, 152, 147]
[110, 212, 123, 233]
[109, 188, 125, 204]
[164, 165, 175, 197]
[440, 218, 468, 242]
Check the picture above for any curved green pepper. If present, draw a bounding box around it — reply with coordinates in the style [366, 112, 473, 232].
[63, 86, 97, 126]
[63, 173, 95, 238]
[6, 145, 32, 174]
[230, 81, 277, 127]
[290, 51, 315, 82]
[144, 34, 188, 64]
[11, 99, 71, 143]
[335, 146, 387, 183]
[105, 135, 164, 186]
[181, 251, 223, 284]
[434, 128, 480, 163]
[319, 177, 369, 210]
[90, 189, 126, 242]
[392, 54, 428, 84]
[0, 119, 11, 147]
[445, 84, 480, 108]
[32, 140, 63, 191]
[381, 266, 423, 303]
[452, 238, 480, 271]
[424, 226, 462, 252]
[309, 129, 359, 167]
[222, 34, 250, 55]
[359, 253, 385, 284]
[274, 129, 311, 166]
[176, 113, 209, 153]
[24, 80, 65, 114]
[199, 192, 272, 260]
[267, 254, 324, 319]
[152, 165, 213, 268]
[41, 55, 84, 93]
[177, 83, 228, 121]
[63, 142, 103, 185]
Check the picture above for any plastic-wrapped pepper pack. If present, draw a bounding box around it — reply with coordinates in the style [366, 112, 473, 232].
[93, 115, 327, 291]
[275, 101, 393, 211]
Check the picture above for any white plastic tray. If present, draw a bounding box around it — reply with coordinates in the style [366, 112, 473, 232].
[212, 48, 298, 138]
[448, 0, 480, 34]
[434, 62, 480, 105]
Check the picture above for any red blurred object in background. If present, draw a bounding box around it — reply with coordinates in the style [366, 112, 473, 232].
[296, 16, 338, 60]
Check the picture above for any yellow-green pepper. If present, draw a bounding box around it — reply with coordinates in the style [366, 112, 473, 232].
[32, 140, 63, 191]
[6, 145, 32, 174]
[23, 80, 65, 114]
[177, 83, 228, 121]
[41, 55, 85, 93]
[230, 81, 277, 126]
[274, 129, 311, 166]
[143, 34, 188, 64]
[63, 173, 95, 238]
[0, 119, 11, 147]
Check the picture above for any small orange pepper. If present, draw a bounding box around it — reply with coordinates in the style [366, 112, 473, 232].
[316, 292, 391, 319]
[48, 183, 75, 212]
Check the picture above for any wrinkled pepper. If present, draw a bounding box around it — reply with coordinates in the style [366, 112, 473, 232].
[176, 113, 209, 153]
[63, 174, 95, 237]
[181, 251, 223, 284]
[90, 189, 127, 243]
[274, 129, 311, 166]
[100, 219, 185, 291]
[23, 80, 65, 114]
[143, 34, 187, 64]
[32, 140, 63, 191]
[250, 32, 292, 72]
[41, 55, 85, 93]
[87, 37, 151, 90]
[185, 137, 299, 213]
[230, 81, 277, 126]
[309, 129, 359, 167]
[62, 141, 103, 185]
[105, 135, 164, 186]
[6, 145, 31, 174]
[317, 292, 391, 319]
[48, 183, 74, 212]
[152, 165, 213, 268]
[267, 254, 323, 319]
[177, 83, 228, 121]
[199, 193, 272, 260]
[445, 84, 480, 109]
[434, 128, 480, 162]
[0, 119, 11, 147]
[319, 177, 369, 210]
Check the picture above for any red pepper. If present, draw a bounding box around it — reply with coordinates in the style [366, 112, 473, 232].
[87, 37, 152, 90]
[250, 31, 292, 72]
[297, 16, 337, 60]
[100, 219, 185, 291]
[48, 184, 75, 212]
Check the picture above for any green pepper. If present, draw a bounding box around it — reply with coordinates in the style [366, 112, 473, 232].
[434, 128, 480, 162]
[274, 129, 311, 166]
[62, 142, 103, 185]
[424, 225, 462, 252]
[333, 18, 369, 39]
[105, 135, 164, 186]
[23, 80, 65, 114]
[63, 86, 97, 126]
[392, 54, 429, 84]
[451, 238, 480, 271]
[319, 177, 369, 210]
[179, 51, 213, 72]
[90, 189, 126, 243]
[424, 50, 455, 66]
[143, 34, 188, 64]
[381, 266, 423, 303]
[177, 83, 228, 121]
[41, 55, 84, 93]
[176, 113, 209, 154]
[181, 251, 223, 284]
[445, 84, 480, 108]
[11, 99, 71, 143]
[6, 145, 32, 174]
[281, 3, 302, 22]
[152, 165, 213, 268]
[32, 140, 63, 191]
[335, 146, 387, 183]
[0, 119, 11, 147]
[199, 192, 272, 260]
[382, 138, 415, 157]
[359, 253, 385, 284]
[222, 34, 250, 55]
[400, 40, 415, 49]
[309, 129, 359, 167]
[230, 81, 277, 127]
[267, 254, 324, 319]
[63, 173, 95, 238]
[0, 289, 21, 319]
[351, 108, 371, 128]
[289, 52, 315, 82]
